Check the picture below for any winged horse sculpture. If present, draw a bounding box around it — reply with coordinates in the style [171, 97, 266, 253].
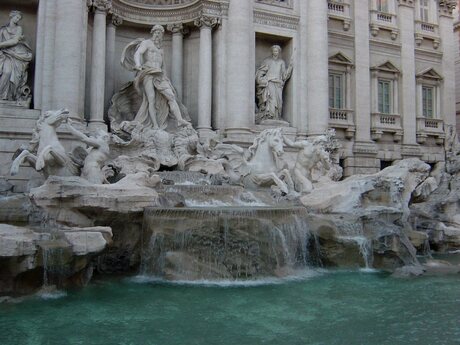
[215, 128, 294, 194]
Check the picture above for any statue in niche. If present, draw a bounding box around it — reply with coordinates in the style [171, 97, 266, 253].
[255, 45, 293, 124]
[114, 24, 190, 130]
[0, 10, 33, 106]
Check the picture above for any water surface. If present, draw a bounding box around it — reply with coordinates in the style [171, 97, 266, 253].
[1, 270, 459, 345]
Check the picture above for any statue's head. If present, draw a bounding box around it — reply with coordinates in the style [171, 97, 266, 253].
[151, 25, 164, 45]
[271, 45, 281, 59]
[9, 10, 22, 23]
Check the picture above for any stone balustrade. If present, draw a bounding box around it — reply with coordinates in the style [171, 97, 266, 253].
[327, 0, 351, 31]
[416, 117, 445, 144]
[369, 9, 398, 39]
[329, 108, 355, 139]
[371, 113, 403, 141]
[415, 20, 440, 49]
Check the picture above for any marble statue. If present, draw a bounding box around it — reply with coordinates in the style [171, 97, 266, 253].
[10, 109, 79, 178]
[67, 119, 111, 184]
[283, 135, 332, 194]
[118, 24, 189, 130]
[0, 10, 33, 105]
[216, 128, 294, 195]
[255, 45, 293, 123]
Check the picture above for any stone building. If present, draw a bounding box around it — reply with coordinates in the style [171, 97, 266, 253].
[0, 0, 457, 191]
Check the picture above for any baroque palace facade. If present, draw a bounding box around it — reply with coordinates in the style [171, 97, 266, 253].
[0, 0, 458, 191]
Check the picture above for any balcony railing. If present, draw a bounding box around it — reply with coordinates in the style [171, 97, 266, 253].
[371, 113, 403, 141]
[415, 21, 440, 49]
[369, 10, 398, 39]
[327, 0, 351, 31]
[416, 117, 444, 144]
[329, 108, 355, 138]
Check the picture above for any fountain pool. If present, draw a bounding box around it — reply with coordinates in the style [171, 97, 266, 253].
[1, 270, 459, 345]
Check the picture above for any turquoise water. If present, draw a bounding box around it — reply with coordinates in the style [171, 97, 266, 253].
[1, 270, 459, 345]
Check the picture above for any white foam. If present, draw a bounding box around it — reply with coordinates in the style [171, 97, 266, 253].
[130, 269, 323, 287]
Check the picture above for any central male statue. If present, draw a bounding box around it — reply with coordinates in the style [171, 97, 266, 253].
[121, 25, 189, 129]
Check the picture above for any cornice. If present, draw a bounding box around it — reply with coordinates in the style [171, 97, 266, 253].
[112, 0, 224, 25]
[253, 9, 299, 31]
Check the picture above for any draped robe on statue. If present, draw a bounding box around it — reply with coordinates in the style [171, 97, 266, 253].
[0, 25, 32, 101]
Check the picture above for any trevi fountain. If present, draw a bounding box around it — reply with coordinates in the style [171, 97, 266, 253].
[0, 1, 459, 344]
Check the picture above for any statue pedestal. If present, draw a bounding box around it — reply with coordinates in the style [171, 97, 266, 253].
[254, 120, 297, 142]
[258, 119, 290, 127]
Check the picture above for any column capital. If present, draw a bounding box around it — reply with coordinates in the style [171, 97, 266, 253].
[109, 14, 123, 26]
[91, 0, 112, 13]
[194, 16, 220, 29]
[166, 23, 188, 35]
[439, 0, 457, 16]
[397, 0, 414, 8]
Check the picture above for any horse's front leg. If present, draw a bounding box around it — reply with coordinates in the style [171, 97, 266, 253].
[10, 150, 37, 176]
[253, 172, 289, 195]
[278, 169, 295, 191]
[36, 146, 67, 171]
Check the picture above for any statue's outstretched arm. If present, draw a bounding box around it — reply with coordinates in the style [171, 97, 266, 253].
[67, 120, 100, 148]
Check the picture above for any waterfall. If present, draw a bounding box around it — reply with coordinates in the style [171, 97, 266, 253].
[140, 207, 319, 280]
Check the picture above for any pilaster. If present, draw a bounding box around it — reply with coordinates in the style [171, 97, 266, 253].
[224, 0, 255, 142]
[397, 0, 418, 148]
[439, 0, 457, 128]
[195, 16, 219, 137]
[167, 23, 187, 103]
[306, 0, 329, 136]
[105, 14, 122, 114]
[89, 0, 112, 131]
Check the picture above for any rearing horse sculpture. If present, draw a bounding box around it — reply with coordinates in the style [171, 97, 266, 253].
[10, 108, 79, 178]
[216, 128, 294, 194]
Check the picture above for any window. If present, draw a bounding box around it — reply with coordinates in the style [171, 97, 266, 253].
[329, 73, 344, 109]
[378, 80, 391, 114]
[420, 0, 429, 22]
[377, 0, 388, 12]
[422, 86, 434, 118]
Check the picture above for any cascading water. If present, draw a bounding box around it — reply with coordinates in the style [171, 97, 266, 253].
[140, 207, 319, 280]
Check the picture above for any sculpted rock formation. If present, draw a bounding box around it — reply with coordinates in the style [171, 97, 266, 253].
[0, 223, 112, 295]
[301, 159, 432, 269]
[0, 11, 33, 106]
[255, 45, 293, 123]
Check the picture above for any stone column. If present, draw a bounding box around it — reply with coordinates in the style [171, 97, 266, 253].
[47, 0, 88, 118]
[439, 1, 457, 128]
[195, 16, 218, 137]
[167, 23, 186, 102]
[398, 0, 417, 146]
[296, 0, 309, 136]
[89, 0, 111, 131]
[105, 14, 122, 114]
[225, 0, 255, 140]
[306, 0, 329, 136]
[348, 0, 378, 175]
[353, 0, 371, 142]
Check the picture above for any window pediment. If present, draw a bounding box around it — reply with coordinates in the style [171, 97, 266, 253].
[416, 67, 443, 81]
[371, 61, 400, 74]
[328, 52, 353, 67]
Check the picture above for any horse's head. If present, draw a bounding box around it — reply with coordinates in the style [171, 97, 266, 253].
[265, 128, 284, 157]
[43, 108, 70, 126]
